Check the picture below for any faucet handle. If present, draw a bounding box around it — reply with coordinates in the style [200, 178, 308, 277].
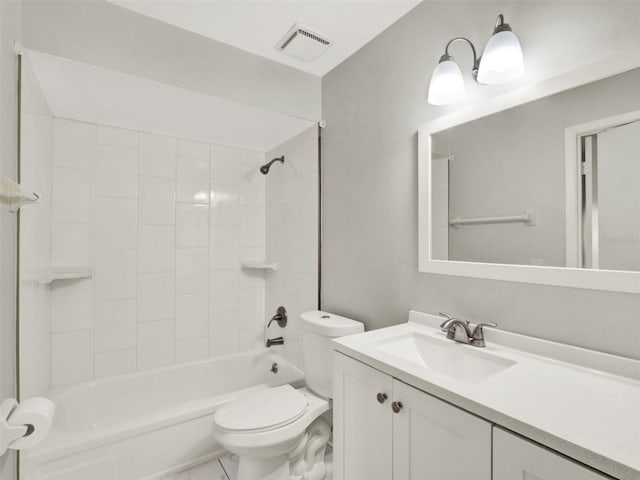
[438, 312, 455, 321]
[471, 322, 497, 347]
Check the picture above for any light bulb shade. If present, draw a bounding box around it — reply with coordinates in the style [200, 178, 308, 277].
[427, 57, 465, 105]
[477, 30, 523, 85]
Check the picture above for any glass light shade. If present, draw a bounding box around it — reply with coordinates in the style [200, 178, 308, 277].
[427, 58, 465, 106]
[477, 30, 524, 85]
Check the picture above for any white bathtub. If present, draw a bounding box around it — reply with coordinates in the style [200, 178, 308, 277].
[22, 349, 304, 480]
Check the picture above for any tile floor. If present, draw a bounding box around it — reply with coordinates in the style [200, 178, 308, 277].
[165, 447, 333, 480]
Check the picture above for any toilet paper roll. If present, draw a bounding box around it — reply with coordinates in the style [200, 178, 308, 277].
[7, 397, 55, 450]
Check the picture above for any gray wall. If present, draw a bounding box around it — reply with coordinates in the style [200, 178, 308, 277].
[0, 1, 20, 478]
[438, 68, 640, 267]
[21, 0, 321, 120]
[321, 1, 640, 360]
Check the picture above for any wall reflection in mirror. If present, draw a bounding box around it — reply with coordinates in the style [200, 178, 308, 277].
[430, 67, 640, 272]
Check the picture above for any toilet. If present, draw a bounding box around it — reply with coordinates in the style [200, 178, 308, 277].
[212, 310, 364, 480]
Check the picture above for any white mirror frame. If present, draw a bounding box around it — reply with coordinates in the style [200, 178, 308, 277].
[418, 53, 640, 293]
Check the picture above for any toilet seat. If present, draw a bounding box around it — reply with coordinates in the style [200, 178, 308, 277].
[214, 385, 309, 433]
[212, 386, 330, 459]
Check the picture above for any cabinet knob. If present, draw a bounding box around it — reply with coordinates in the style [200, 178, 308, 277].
[376, 392, 388, 404]
[391, 401, 403, 413]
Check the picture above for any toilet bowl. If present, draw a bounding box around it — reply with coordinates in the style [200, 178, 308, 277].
[212, 311, 363, 480]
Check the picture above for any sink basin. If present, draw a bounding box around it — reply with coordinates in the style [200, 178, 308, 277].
[374, 332, 515, 383]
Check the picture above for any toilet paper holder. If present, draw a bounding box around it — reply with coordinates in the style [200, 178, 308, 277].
[0, 398, 30, 456]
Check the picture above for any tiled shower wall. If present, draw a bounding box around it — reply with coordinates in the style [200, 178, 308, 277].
[265, 126, 319, 368]
[19, 60, 54, 399]
[49, 118, 267, 388]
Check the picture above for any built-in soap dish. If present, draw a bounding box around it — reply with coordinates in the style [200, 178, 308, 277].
[45, 267, 93, 284]
[241, 261, 278, 271]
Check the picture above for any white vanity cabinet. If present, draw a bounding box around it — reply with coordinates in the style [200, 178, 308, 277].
[333, 351, 394, 480]
[333, 352, 492, 480]
[493, 428, 612, 480]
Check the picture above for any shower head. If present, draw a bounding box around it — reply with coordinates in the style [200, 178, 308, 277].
[260, 156, 285, 175]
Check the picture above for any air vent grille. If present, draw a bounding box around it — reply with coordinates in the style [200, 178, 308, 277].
[276, 23, 332, 62]
[281, 29, 331, 50]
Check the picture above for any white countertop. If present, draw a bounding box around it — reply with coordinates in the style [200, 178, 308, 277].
[333, 311, 640, 480]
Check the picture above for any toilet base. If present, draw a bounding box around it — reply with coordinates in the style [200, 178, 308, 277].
[237, 454, 291, 480]
[235, 417, 331, 480]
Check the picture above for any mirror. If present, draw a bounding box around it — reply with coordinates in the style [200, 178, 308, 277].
[418, 56, 640, 293]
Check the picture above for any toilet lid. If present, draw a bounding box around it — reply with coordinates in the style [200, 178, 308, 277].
[214, 385, 309, 432]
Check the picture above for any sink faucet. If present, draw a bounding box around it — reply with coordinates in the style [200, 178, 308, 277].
[439, 312, 497, 348]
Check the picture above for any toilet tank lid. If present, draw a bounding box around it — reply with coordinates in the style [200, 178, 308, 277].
[300, 310, 364, 337]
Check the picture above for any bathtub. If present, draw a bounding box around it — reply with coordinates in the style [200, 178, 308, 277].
[22, 349, 304, 480]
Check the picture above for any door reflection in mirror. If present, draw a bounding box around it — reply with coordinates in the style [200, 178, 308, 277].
[580, 119, 640, 271]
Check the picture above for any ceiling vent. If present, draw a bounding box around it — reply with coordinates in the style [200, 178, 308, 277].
[276, 23, 332, 62]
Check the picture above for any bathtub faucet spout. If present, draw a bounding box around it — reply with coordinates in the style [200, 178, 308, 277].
[266, 336, 284, 348]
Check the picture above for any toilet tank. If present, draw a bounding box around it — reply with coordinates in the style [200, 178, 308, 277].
[300, 310, 364, 399]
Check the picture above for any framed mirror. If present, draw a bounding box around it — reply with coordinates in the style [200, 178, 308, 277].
[418, 54, 640, 293]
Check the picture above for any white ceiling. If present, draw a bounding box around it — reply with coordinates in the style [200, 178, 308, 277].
[107, 0, 421, 76]
[25, 49, 315, 152]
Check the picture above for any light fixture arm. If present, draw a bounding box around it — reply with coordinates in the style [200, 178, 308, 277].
[442, 37, 481, 80]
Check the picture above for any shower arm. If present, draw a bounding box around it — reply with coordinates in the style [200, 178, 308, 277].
[260, 156, 285, 174]
[265, 156, 284, 169]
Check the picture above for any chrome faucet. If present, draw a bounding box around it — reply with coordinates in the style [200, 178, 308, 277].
[266, 337, 284, 347]
[439, 312, 497, 348]
[265, 306, 287, 347]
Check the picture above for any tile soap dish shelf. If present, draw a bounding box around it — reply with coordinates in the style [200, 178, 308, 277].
[241, 261, 278, 271]
[45, 267, 93, 284]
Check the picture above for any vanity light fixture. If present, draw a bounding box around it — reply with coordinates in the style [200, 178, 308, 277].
[427, 14, 524, 105]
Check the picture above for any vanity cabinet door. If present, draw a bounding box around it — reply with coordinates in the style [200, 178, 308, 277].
[333, 352, 394, 480]
[392, 379, 492, 480]
[493, 428, 612, 480]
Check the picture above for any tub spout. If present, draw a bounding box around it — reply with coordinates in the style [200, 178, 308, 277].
[266, 337, 284, 347]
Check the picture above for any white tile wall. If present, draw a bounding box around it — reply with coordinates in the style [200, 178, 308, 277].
[139, 133, 176, 178]
[177, 156, 210, 203]
[210, 227, 240, 269]
[211, 145, 241, 185]
[176, 293, 208, 340]
[19, 76, 54, 397]
[210, 183, 240, 227]
[51, 168, 95, 223]
[137, 272, 175, 322]
[51, 281, 94, 333]
[94, 299, 137, 352]
[95, 249, 138, 300]
[95, 348, 137, 379]
[95, 145, 138, 198]
[209, 310, 240, 357]
[176, 203, 209, 248]
[176, 248, 208, 294]
[51, 330, 94, 385]
[95, 198, 138, 249]
[137, 319, 175, 370]
[138, 176, 176, 225]
[51, 222, 93, 267]
[265, 126, 319, 368]
[176, 338, 209, 363]
[53, 118, 96, 170]
[138, 225, 176, 273]
[47, 119, 268, 387]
